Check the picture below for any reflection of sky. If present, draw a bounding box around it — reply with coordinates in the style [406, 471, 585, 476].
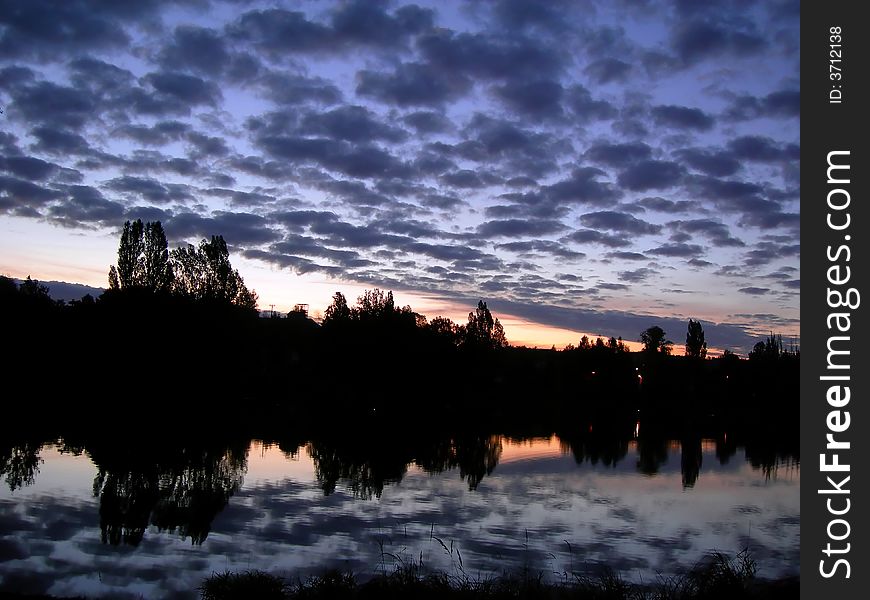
[0, 439, 798, 599]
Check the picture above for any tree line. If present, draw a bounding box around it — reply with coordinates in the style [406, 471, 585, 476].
[1, 222, 798, 434]
[106, 219, 257, 310]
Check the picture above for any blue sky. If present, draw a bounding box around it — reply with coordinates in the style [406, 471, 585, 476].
[0, 0, 800, 352]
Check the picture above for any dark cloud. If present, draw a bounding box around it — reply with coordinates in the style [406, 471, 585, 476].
[727, 136, 799, 163]
[168, 211, 282, 245]
[229, 8, 333, 55]
[743, 241, 800, 267]
[738, 287, 769, 296]
[186, 132, 230, 158]
[605, 251, 647, 261]
[562, 229, 631, 248]
[584, 57, 633, 84]
[159, 25, 230, 76]
[0, 155, 61, 181]
[544, 168, 621, 206]
[565, 85, 618, 122]
[671, 19, 766, 65]
[0, 0, 135, 59]
[651, 105, 714, 131]
[494, 240, 585, 260]
[646, 243, 704, 258]
[47, 184, 125, 228]
[585, 142, 652, 168]
[725, 89, 800, 120]
[9, 81, 96, 130]
[402, 111, 452, 134]
[477, 219, 566, 238]
[579, 211, 662, 235]
[142, 71, 222, 108]
[300, 106, 408, 143]
[492, 0, 571, 32]
[493, 79, 563, 118]
[618, 267, 656, 283]
[257, 136, 410, 179]
[668, 219, 744, 247]
[114, 121, 190, 146]
[619, 160, 685, 192]
[68, 57, 136, 94]
[417, 29, 564, 80]
[634, 197, 695, 214]
[258, 72, 343, 106]
[104, 175, 192, 205]
[357, 62, 472, 107]
[330, 1, 434, 48]
[0, 175, 63, 212]
[673, 148, 740, 177]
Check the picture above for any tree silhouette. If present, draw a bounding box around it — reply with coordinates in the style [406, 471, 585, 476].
[171, 235, 257, 309]
[142, 221, 173, 293]
[109, 219, 173, 293]
[685, 319, 707, 359]
[464, 301, 508, 349]
[323, 291, 351, 325]
[112, 219, 144, 290]
[640, 326, 672, 355]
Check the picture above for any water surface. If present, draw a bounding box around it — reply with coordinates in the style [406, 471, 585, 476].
[0, 433, 799, 599]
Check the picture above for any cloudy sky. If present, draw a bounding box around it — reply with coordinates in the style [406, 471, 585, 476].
[0, 0, 799, 352]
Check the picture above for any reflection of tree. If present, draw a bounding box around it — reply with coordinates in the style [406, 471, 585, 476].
[417, 435, 503, 490]
[680, 436, 702, 488]
[308, 434, 504, 497]
[0, 440, 43, 491]
[560, 429, 629, 468]
[636, 436, 669, 475]
[91, 443, 248, 546]
[307, 440, 408, 500]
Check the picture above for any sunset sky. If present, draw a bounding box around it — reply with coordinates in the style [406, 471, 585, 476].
[0, 0, 799, 352]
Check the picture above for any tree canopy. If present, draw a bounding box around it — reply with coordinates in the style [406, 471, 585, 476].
[685, 319, 707, 359]
[640, 326, 672, 355]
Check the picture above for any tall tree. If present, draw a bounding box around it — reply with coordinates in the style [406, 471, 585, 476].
[323, 292, 351, 325]
[685, 319, 707, 359]
[464, 301, 508, 349]
[142, 221, 173, 293]
[109, 219, 173, 293]
[170, 235, 257, 309]
[640, 326, 672, 355]
[114, 219, 144, 289]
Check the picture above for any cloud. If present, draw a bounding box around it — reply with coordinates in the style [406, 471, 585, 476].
[668, 219, 744, 247]
[673, 148, 740, 177]
[651, 105, 714, 131]
[618, 160, 685, 191]
[402, 111, 453, 134]
[417, 29, 564, 80]
[299, 106, 408, 144]
[477, 219, 566, 238]
[584, 57, 633, 84]
[725, 89, 800, 120]
[618, 267, 656, 283]
[158, 25, 231, 76]
[646, 243, 705, 258]
[493, 79, 563, 119]
[562, 229, 631, 248]
[585, 142, 652, 168]
[357, 62, 472, 107]
[738, 287, 769, 296]
[579, 211, 662, 235]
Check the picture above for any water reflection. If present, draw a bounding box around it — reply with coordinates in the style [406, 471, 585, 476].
[0, 427, 799, 599]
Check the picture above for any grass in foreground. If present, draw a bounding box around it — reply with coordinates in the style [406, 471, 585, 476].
[199, 551, 798, 600]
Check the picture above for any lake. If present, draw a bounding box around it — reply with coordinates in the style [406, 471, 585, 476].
[0, 429, 799, 599]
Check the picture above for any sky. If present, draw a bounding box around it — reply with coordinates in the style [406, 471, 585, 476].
[0, 0, 800, 353]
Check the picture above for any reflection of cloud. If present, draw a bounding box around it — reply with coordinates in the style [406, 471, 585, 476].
[0, 439, 799, 597]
